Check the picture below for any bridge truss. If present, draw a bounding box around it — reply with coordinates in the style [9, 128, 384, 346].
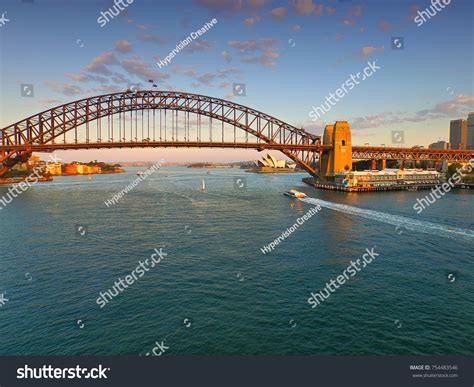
[0, 91, 321, 176]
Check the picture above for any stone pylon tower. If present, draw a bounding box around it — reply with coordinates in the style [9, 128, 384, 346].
[319, 121, 352, 176]
[320, 124, 334, 176]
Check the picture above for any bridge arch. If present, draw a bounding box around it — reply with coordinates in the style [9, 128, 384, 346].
[0, 91, 320, 176]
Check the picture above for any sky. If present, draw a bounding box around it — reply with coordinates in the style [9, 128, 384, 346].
[0, 0, 473, 162]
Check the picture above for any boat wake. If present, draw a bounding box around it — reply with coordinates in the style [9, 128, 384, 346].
[301, 197, 474, 243]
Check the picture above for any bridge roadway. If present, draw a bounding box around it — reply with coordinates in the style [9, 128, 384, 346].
[0, 142, 472, 162]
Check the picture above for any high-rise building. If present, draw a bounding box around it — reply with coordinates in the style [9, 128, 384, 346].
[467, 112, 474, 149]
[449, 119, 467, 149]
[428, 140, 449, 150]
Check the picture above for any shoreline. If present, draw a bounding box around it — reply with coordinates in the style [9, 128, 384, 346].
[0, 176, 53, 185]
[0, 169, 125, 185]
[60, 169, 125, 176]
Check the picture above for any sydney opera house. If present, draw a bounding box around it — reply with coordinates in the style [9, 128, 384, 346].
[247, 154, 298, 173]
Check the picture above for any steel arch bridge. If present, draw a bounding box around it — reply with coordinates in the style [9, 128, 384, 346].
[0, 90, 322, 177]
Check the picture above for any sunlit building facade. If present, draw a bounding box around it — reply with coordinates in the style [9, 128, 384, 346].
[334, 169, 444, 190]
[449, 119, 467, 150]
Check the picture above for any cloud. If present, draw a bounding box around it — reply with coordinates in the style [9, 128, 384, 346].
[194, 68, 240, 86]
[217, 68, 240, 77]
[270, 7, 287, 20]
[171, 64, 199, 77]
[110, 72, 131, 84]
[172, 65, 240, 87]
[378, 20, 395, 31]
[244, 16, 260, 26]
[39, 98, 64, 106]
[218, 81, 231, 89]
[120, 56, 169, 81]
[115, 40, 133, 53]
[228, 38, 280, 67]
[84, 52, 118, 75]
[194, 0, 267, 13]
[333, 45, 384, 66]
[242, 48, 278, 67]
[341, 18, 356, 26]
[350, 95, 474, 129]
[127, 19, 148, 30]
[292, 24, 301, 32]
[221, 49, 232, 63]
[349, 5, 364, 17]
[292, 0, 333, 16]
[64, 72, 90, 82]
[432, 95, 474, 116]
[228, 39, 259, 52]
[44, 80, 83, 97]
[359, 45, 384, 58]
[136, 33, 167, 45]
[407, 5, 421, 22]
[90, 85, 124, 94]
[185, 40, 213, 53]
[248, 0, 267, 7]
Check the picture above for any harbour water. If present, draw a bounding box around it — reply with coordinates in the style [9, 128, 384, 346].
[0, 167, 472, 355]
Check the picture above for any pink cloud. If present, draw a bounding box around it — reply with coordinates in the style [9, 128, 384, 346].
[292, 24, 301, 32]
[115, 40, 133, 53]
[120, 56, 169, 80]
[378, 20, 395, 31]
[270, 7, 287, 20]
[228, 38, 280, 67]
[84, 52, 118, 75]
[136, 33, 167, 45]
[244, 16, 260, 26]
[44, 80, 83, 97]
[359, 45, 384, 57]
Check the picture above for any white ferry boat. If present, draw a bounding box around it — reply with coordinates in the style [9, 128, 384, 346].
[283, 189, 307, 199]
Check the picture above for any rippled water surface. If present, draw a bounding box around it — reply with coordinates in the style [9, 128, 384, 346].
[0, 167, 473, 355]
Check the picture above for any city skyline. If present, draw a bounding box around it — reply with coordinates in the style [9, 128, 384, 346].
[0, 0, 473, 162]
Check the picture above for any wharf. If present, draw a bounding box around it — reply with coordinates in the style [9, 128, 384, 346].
[302, 177, 441, 192]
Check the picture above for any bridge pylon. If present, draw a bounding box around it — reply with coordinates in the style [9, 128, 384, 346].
[320, 121, 352, 177]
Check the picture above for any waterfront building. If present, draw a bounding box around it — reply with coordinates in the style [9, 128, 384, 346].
[449, 119, 467, 149]
[428, 140, 449, 150]
[46, 163, 62, 175]
[257, 154, 289, 168]
[249, 154, 297, 173]
[92, 165, 102, 174]
[467, 112, 474, 149]
[334, 169, 444, 190]
[64, 164, 78, 174]
[27, 155, 43, 169]
[63, 163, 102, 174]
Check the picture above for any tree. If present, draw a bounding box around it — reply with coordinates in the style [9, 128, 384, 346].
[447, 163, 462, 178]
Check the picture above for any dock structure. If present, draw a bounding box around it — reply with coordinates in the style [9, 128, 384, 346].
[303, 177, 450, 193]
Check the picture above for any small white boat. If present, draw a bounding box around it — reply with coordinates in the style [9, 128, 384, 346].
[137, 171, 145, 176]
[201, 179, 206, 191]
[283, 189, 307, 199]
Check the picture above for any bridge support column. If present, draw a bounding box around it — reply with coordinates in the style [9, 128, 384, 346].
[371, 159, 377, 170]
[320, 124, 334, 177]
[381, 159, 386, 170]
[320, 121, 352, 177]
